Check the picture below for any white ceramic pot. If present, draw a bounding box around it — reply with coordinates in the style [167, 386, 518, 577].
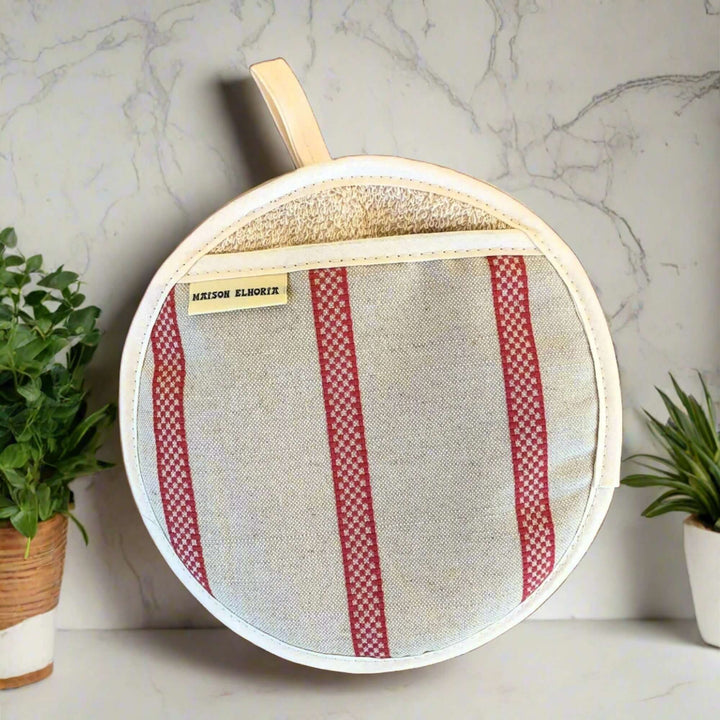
[0, 514, 68, 689]
[0, 609, 57, 686]
[684, 515, 720, 647]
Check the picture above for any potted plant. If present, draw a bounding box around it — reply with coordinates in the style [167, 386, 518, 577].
[622, 373, 720, 646]
[0, 227, 115, 689]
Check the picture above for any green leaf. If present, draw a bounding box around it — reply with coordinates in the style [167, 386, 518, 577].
[699, 373, 718, 442]
[67, 306, 100, 334]
[685, 456, 720, 512]
[670, 374, 696, 418]
[65, 511, 88, 545]
[25, 254, 43, 272]
[62, 404, 115, 457]
[641, 489, 688, 515]
[622, 474, 692, 492]
[35, 317, 52, 335]
[24, 290, 48, 306]
[11, 271, 29, 289]
[38, 269, 79, 291]
[10, 505, 38, 540]
[17, 378, 42, 403]
[0, 443, 30, 469]
[81, 328, 100, 346]
[13, 337, 51, 365]
[0, 227, 17, 248]
[656, 389, 697, 444]
[0, 495, 18, 520]
[37, 484, 52, 520]
[642, 499, 702, 519]
[67, 341, 97, 373]
[2, 468, 27, 489]
[626, 458, 679, 477]
[9, 324, 36, 349]
[4, 255, 24, 267]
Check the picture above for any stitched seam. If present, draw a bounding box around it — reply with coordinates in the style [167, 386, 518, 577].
[183, 246, 542, 280]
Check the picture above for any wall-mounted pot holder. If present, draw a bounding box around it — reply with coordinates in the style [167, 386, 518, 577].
[119, 58, 622, 673]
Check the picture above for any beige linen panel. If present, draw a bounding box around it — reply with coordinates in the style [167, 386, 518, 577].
[138, 279, 353, 656]
[348, 256, 597, 656]
[135, 251, 598, 658]
[347, 258, 523, 656]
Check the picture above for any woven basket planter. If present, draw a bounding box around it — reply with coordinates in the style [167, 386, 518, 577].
[0, 514, 67, 689]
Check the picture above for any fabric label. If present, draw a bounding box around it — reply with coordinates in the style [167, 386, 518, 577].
[187, 274, 288, 315]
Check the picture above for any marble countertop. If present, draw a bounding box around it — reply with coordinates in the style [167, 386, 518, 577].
[1, 621, 718, 719]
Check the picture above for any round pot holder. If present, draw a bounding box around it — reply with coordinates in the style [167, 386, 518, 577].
[119, 59, 622, 673]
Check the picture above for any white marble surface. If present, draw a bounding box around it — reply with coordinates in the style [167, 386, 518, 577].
[0, 1, 718, 629]
[2, 622, 719, 718]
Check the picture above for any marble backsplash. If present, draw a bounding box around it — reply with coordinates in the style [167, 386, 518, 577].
[0, 0, 718, 628]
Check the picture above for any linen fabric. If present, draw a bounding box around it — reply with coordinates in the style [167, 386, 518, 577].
[136, 253, 596, 658]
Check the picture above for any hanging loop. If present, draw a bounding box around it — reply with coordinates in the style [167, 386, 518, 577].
[250, 58, 332, 168]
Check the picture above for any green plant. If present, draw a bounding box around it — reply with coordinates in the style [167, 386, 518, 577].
[0, 227, 115, 551]
[622, 374, 720, 530]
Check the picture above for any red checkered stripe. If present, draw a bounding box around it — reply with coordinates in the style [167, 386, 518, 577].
[309, 267, 390, 658]
[488, 256, 556, 600]
[150, 288, 211, 594]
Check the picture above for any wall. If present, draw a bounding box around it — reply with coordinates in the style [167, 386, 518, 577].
[0, 0, 718, 628]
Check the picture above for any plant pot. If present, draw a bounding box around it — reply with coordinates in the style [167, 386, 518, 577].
[0, 514, 68, 689]
[684, 514, 720, 647]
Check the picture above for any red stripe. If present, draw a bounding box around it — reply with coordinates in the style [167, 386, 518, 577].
[488, 256, 555, 600]
[151, 288, 211, 594]
[309, 267, 390, 658]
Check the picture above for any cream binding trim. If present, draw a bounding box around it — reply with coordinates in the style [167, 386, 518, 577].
[177, 229, 539, 283]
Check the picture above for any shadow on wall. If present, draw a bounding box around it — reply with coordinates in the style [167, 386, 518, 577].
[67, 73, 294, 628]
[218, 75, 294, 187]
